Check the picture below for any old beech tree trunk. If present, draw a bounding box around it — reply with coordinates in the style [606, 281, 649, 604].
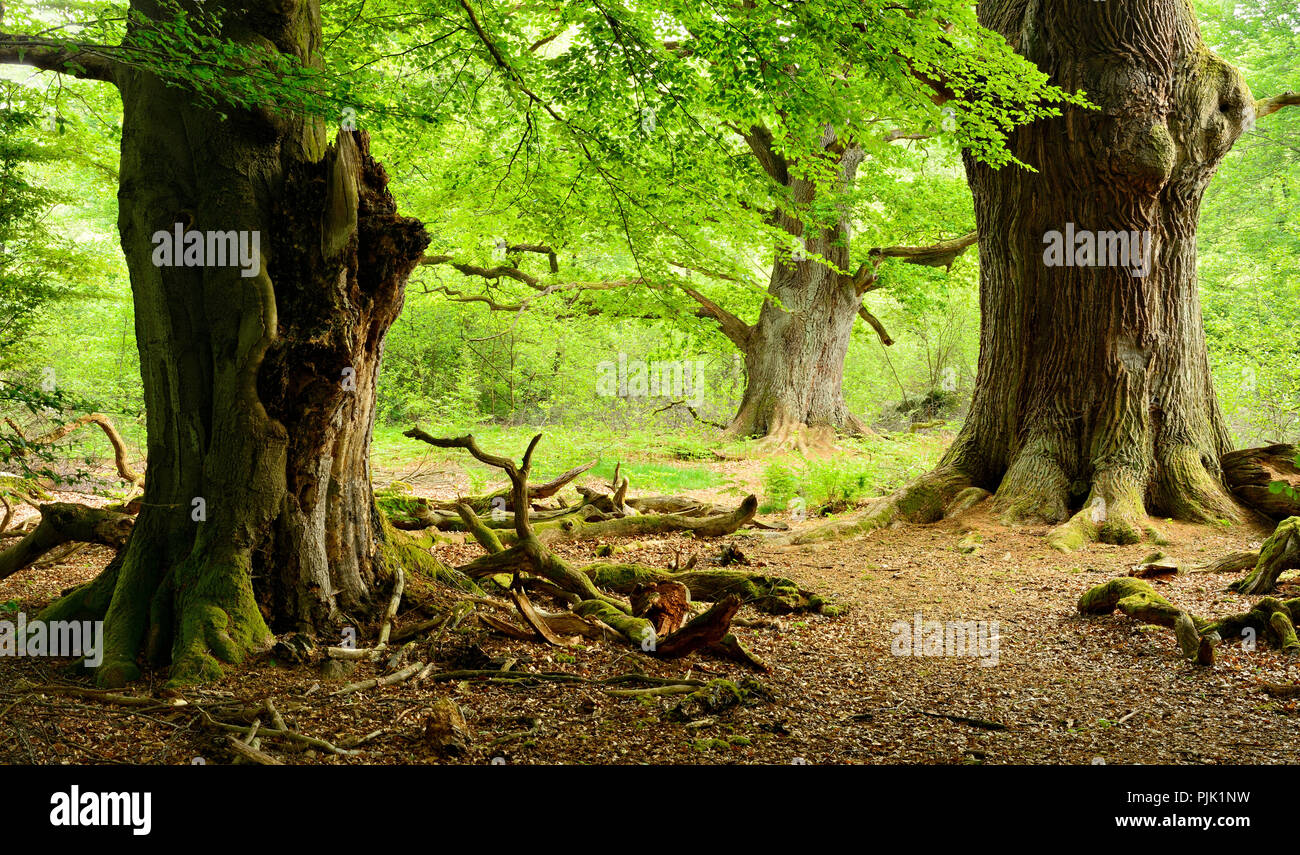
[911, 0, 1256, 547]
[6, 0, 428, 686]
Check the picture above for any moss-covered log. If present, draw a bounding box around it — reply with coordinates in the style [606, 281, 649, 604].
[575, 595, 745, 660]
[455, 502, 505, 554]
[1230, 516, 1300, 595]
[1201, 595, 1300, 644]
[584, 563, 833, 614]
[1269, 610, 1300, 655]
[1079, 578, 1300, 664]
[1077, 577, 1189, 627]
[573, 599, 654, 647]
[625, 496, 731, 516]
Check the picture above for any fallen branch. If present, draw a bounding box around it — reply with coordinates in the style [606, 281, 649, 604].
[405, 429, 835, 667]
[28, 413, 144, 494]
[330, 661, 427, 697]
[376, 566, 406, 648]
[0, 503, 134, 582]
[226, 734, 282, 765]
[536, 495, 758, 544]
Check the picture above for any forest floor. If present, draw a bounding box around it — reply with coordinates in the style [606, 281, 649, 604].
[2, 431, 1298, 765]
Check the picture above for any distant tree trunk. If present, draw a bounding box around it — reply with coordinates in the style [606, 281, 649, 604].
[727, 216, 868, 441]
[37, 0, 428, 686]
[940, 0, 1255, 544]
[724, 128, 869, 442]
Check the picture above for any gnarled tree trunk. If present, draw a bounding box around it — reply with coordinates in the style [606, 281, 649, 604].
[937, 0, 1256, 546]
[39, 0, 428, 687]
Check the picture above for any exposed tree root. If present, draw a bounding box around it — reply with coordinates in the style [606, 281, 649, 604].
[1229, 517, 1300, 595]
[747, 418, 846, 457]
[780, 437, 1246, 556]
[1078, 577, 1300, 665]
[1189, 551, 1259, 574]
[791, 465, 972, 544]
[376, 514, 482, 595]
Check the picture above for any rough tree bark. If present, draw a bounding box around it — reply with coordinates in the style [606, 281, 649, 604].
[2, 0, 430, 686]
[799, 0, 1293, 547]
[951, 0, 1271, 548]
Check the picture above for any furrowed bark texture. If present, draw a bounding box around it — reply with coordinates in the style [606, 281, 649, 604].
[942, 0, 1252, 542]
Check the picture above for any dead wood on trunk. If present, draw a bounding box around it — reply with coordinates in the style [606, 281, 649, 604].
[1222, 445, 1300, 520]
[631, 581, 690, 636]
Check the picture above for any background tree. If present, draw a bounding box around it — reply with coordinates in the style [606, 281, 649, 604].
[397, 0, 1078, 441]
[1196, 0, 1300, 444]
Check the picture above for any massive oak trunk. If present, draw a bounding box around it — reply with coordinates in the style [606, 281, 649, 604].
[937, 0, 1254, 544]
[41, 0, 428, 686]
[726, 130, 869, 441]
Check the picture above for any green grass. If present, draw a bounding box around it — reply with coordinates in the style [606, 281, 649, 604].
[371, 422, 726, 493]
[588, 460, 722, 492]
[373, 421, 951, 503]
[756, 431, 947, 514]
